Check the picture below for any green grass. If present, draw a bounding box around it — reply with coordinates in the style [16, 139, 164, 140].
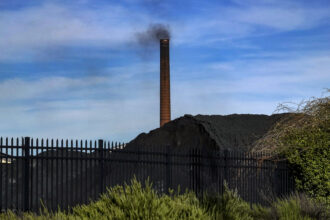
[1, 178, 329, 220]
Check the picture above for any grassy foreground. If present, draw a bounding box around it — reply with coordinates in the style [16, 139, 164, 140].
[1, 178, 329, 220]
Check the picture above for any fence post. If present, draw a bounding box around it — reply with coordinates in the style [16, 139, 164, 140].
[98, 139, 104, 195]
[166, 145, 171, 193]
[190, 148, 198, 193]
[196, 149, 201, 194]
[23, 137, 30, 211]
[223, 149, 229, 192]
[0, 138, 2, 211]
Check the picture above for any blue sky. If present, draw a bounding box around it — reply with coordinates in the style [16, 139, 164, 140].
[0, 0, 329, 142]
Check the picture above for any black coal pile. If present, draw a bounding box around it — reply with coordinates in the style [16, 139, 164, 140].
[115, 113, 294, 200]
[125, 113, 291, 152]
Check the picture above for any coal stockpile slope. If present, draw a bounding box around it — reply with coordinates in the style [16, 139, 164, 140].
[115, 113, 294, 201]
[126, 113, 291, 152]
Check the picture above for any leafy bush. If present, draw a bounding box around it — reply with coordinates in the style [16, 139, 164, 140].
[251, 192, 330, 220]
[0, 179, 328, 219]
[72, 178, 208, 220]
[200, 183, 254, 220]
[254, 90, 330, 203]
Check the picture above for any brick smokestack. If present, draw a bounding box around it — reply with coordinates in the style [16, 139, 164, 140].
[160, 39, 171, 127]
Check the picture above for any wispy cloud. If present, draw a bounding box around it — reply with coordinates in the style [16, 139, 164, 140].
[1, 52, 328, 140]
[0, 0, 329, 141]
[0, 3, 151, 61]
[0, 74, 158, 140]
[174, 1, 330, 45]
[1, 1, 329, 61]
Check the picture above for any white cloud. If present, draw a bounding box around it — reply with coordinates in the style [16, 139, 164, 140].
[1, 52, 328, 140]
[1, 1, 329, 61]
[0, 3, 150, 61]
[0, 75, 159, 141]
[173, 2, 330, 46]
[0, 1, 329, 141]
[229, 6, 329, 31]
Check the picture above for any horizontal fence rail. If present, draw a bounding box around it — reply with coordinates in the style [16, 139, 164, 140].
[0, 137, 295, 212]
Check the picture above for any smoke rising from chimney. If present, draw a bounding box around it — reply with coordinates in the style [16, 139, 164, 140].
[137, 23, 171, 47]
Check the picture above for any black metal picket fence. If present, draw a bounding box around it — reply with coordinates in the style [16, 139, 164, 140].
[0, 137, 295, 212]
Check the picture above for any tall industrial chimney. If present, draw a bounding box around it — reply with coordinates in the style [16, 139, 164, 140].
[160, 39, 171, 127]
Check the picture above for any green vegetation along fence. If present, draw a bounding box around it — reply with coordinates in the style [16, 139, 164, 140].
[0, 137, 294, 213]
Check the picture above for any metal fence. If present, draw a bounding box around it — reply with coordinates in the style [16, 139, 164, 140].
[0, 136, 295, 212]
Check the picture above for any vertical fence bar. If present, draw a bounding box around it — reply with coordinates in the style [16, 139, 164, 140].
[60, 139, 64, 210]
[45, 139, 49, 210]
[73, 140, 77, 204]
[50, 139, 54, 210]
[65, 139, 69, 208]
[249, 152, 252, 205]
[23, 137, 30, 211]
[9, 138, 13, 209]
[98, 139, 104, 195]
[224, 149, 228, 192]
[216, 150, 220, 194]
[250, 153, 257, 204]
[191, 148, 195, 192]
[35, 138, 39, 211]
[197, 149, 201, 194]
[15, 138, 19, 210]
[55, 139, 59, 210]
[84, 140, 88, 204]
[93, 140, 96, 199]
[70, 140, 73, 205]
[75, 140, 79, 203]
[165, 145, 171, 193]
[41, 139, 44, 211]
[80, 140, 83, 204]
[89, 140, 92, 199]
[5, 138, 8, 210]
[29, 138, 34, 210]
[0, 137, 2, 212]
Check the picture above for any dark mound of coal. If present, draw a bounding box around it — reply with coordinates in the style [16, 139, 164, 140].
[126, 113, 291, 152]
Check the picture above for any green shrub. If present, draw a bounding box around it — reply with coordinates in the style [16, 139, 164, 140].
[0, 179, 328, 219]
[72, 178, 208, 220]
[253, 192, 330, 220]
[254, 91, 330, 203]
[200, 184, 254, 220]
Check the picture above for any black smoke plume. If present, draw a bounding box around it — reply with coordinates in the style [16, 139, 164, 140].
[137, 23, 171, 47]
